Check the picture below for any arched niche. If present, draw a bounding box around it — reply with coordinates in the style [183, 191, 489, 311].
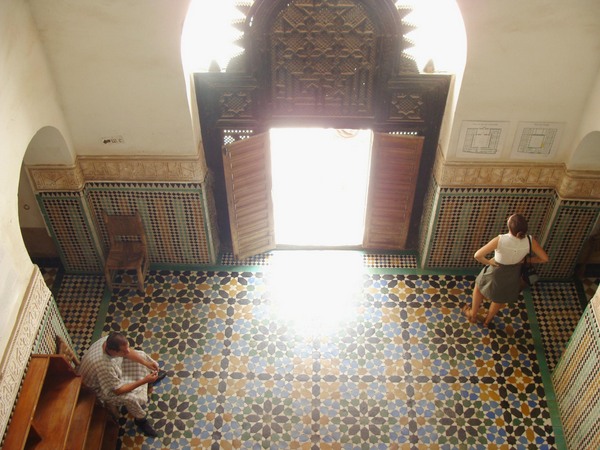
[23, 125, 73, 166]
[569, 131, 600, 171]
[19, 126, 71, 260]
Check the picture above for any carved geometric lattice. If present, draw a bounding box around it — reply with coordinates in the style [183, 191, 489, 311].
[270, 0, 376, 117]
[220, 90, 254, 119]
[223, 129, 255, 147]
[390, 92, 424, 121]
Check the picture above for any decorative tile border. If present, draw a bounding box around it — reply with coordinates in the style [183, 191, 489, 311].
[27, 152, 600, 199]
[0, 267, 51, 441]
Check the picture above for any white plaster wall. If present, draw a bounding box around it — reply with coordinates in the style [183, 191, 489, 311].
[27, 0, 198, 157]
[568, 70, 600, 171]
[0, 0, 73, 357]
[447, 0, 600, 163]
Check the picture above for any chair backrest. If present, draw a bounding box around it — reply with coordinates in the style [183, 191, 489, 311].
[102, 210, 147, 247]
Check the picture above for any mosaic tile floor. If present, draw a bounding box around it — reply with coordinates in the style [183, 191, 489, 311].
[43, 254, 599, 450]
[54, 274, 106, 356]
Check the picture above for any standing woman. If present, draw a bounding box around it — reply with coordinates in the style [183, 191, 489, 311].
[462, 214, 549, 327]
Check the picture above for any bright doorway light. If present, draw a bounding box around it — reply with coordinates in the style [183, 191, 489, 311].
[181, 0, 244, 73]
[267, 250, 364, 337]
[270, 128, 372, 247]
[181, 0, 465, 75]
[398, 0, 466, 73]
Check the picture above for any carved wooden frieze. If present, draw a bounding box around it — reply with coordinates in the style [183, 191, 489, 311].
[270, 0, 377, 117]
[433, 153, 600, 200]
[560, 171, 600, 199]
[78, 157, 206, 183]
[28, 155, 207, 192]
[0, 267, 51, 440]
[28, 164, 84, 192]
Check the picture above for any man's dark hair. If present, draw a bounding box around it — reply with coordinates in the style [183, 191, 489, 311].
[105, 332, 129, 352]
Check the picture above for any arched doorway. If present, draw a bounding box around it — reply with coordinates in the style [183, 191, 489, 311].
[19, 126, 72, 261]
[187, 0, 465, 257]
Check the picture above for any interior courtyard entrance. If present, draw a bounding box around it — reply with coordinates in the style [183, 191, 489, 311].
[270, 128, 372, 248]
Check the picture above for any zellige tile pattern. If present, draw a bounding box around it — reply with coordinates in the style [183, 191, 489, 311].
[103, 270, 556, 449]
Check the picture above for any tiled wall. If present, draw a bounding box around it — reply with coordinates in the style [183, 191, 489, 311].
[421, 182, 600, 278]
[544, 199, 600, 278]
[29, 154, 600, 277]
[421, 184, 556, 269]
[37, 181, 219, 273]
[37, 191, 103, 273]
[552, 292, 600, 449]
[86, 182, 217, 266]
[422, 155, 600, 278]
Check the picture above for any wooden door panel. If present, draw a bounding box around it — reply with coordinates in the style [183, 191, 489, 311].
[363, 133, 424, 249]
[222, 133, 276, 260]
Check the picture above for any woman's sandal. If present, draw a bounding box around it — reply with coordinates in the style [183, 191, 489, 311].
[461, 304, 477, 323]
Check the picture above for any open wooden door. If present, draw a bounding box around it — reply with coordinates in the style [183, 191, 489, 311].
[222, 132, 276, 260]
[363, 133, 424, 250]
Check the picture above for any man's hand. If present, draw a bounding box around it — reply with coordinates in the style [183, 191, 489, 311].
[114, 370, 159, 396]
[144, 371, 160, 384]
[124, 348, 160, 372]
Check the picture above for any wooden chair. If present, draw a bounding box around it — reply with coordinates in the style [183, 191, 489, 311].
[102, 210, 150, 292]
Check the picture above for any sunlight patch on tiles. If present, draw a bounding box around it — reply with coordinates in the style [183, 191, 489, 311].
[267, 250, 364, 337]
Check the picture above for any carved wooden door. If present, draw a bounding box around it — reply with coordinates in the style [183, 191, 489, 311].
[222, 133, 276, 260]
[363, 133, 424, 249]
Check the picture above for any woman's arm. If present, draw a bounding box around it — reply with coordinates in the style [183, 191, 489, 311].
[474, 236, 500, 266]
[529, 237, 549, 264]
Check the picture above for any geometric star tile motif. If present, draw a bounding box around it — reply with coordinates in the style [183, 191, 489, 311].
[93, 269, 559, 449]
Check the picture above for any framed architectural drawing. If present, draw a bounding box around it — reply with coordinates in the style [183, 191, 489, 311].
[511, 121, 564, 159]
[456, 121, 510, 158]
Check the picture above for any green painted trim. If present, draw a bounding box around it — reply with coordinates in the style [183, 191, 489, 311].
[573, 277, 591, 311]
[522, 287, 568, 450]
[367, 267, 480, 276]
[199, 184, 217, 264]
[92, 286, 113, 342]
[52, 266, 66, 300]
[151, 263, 269, 273]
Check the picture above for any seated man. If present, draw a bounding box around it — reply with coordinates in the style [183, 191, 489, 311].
[77, 332, 167, 437]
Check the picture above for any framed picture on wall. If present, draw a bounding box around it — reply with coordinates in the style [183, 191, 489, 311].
[510, 121, 564, 160]
[456, 121, 510, 158]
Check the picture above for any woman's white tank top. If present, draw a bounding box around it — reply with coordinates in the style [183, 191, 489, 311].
[494, 233, 530, 265]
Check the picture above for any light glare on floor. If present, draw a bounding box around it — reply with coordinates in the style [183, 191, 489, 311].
[267, 250, 364, 337]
